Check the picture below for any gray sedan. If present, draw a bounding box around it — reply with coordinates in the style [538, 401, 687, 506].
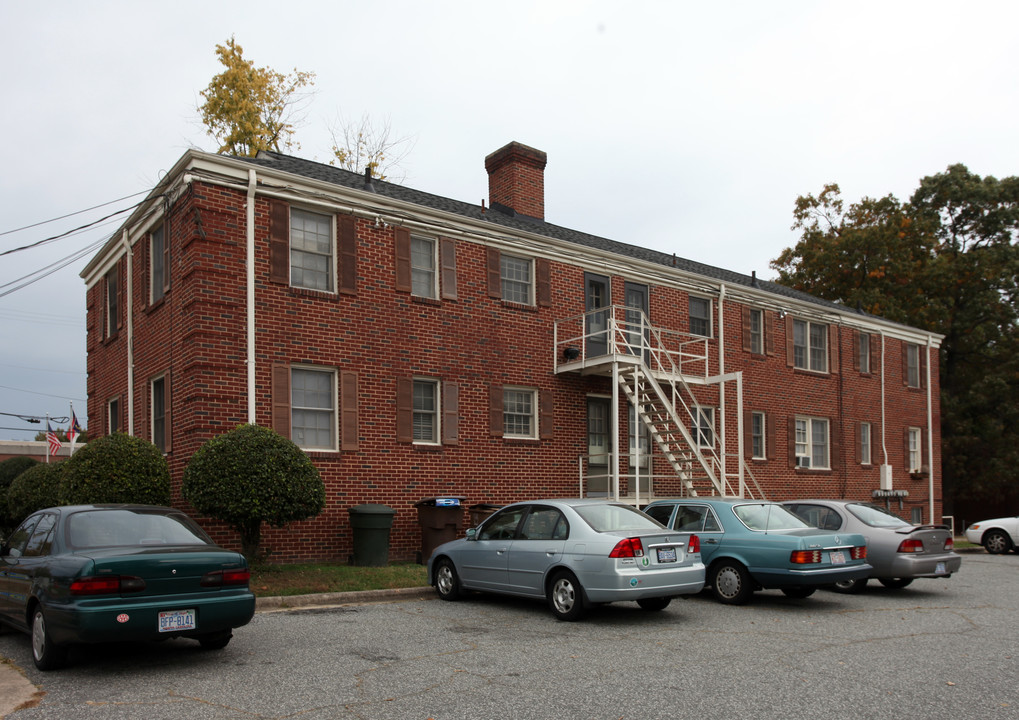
[426, 499, 705, 620]
[783, 500, 961, 593]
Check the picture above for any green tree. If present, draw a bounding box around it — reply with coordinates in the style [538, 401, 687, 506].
[771, 165, 1019, 513]
[182, 424, 326, 560]
[7, 462, 64, 525]
[198, 36, 315, 157]
[0, 456, 39, 532]
[60, 433, 171, 506]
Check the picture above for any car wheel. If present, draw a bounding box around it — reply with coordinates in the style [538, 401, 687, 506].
[878, 577, 914, 589]
[781, 587, 816, 599]
[198, 630, 232, 650]
[983, 530, 1013, 555]
[830, 578, 868, 594]
[547, 570, 586, 621]
[636, 597, 672, 612]
[32, 607, 68, 671]
[710, 561, 754, 605]
[434, 558, 461, 601]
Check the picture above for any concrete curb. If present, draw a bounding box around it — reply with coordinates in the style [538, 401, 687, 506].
[255, 585, 435, 612]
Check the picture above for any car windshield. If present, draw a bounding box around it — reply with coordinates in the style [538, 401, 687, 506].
[846, 503, 912, 528]
[574, 503, 664, 533]
[67, 509, 212, 549]
[733, 503, 811, 531]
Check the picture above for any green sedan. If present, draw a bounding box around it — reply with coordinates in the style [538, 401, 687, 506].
[0, 505, 255, 670]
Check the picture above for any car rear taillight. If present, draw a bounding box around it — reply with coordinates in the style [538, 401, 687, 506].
[688, 534, 700, 554]
[200, 568, 251, 587]
[898, 539, 924, 553]
[851, 546, 867, 560]
[790, 550, 822, 564]
[609, 537, 645, 558]
[70, 575, 147, 595]
[944, 536, 954, 551]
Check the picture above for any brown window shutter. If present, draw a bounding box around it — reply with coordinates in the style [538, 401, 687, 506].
[785, 315, 794, 367]
[396, 377, 413, 442]
[338, 215, 357, 295]
[852, 331, 860, 371]
[766, 412, 775, 460]
[870, 334, 879, 375]
[829, 324, 839, 374]
[828, 417, 839, 470]
[440, 237, 458, 300]
[487, 248, 502, 299]
[489, 384, 503, 436]
[271, 364, 291, 438]
[443, 382, 460, 445]
[269, 200, 290, 284]
[765, 312, 775, 356]
[743, 409, 752, 457]
[394, 228, 411, 292]
[140, 237, 150, 307]
[903, 427, 912, 470]
[116, 261, 124, 331]
[787, 416, 796, 467]
[902, 341, 910, 386]
[741, 307, 751, 352]
[163, 225, 171, 294]
[340, 371, 359, 450]
[540, 389, 554, 440]
[920, 347, 927, 388]
[855, 422, 863, 464]
[164, 374, 172, 454]
[536, 258, 551, 307]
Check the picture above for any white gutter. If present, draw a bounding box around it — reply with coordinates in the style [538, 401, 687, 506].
[926, 335, 935, 523]
[246, 169, 257, 425]
[122, 230, 135, 435]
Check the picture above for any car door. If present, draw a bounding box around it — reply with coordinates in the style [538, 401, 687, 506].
[0, 513, 42, 624]
[5, 513, 57, 620]
[671, 504, 724, 563]
[456, 506, 526, 592]
[505, 506, 568, 596]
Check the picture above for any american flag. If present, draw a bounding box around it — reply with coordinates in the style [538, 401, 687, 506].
[47, 420, 62, 455]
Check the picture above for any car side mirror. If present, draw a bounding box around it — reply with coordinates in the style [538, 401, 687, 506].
[465, 528, 477, 541]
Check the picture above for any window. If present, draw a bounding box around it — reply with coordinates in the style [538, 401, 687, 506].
[290, 208, 333, 291]
[503, 387, 537, 438]
[501, 254, 532, 304]
[413, 379, 439, 443]
[108, 397, 121, 434]
[793, 319, 828, 372]
[907, 427, 922, 473]
[695, 407, 714, 448]
[690, 296, 711, 337]
[519, 507, 568, 541]
[628, 405, 651, 467]
[105, 266, 118, 339]
[411, 235, 437, 298]
[749, 309, 763, 354]
[151, 375, 167, 453]
[291, 367, 336, 450]
[910, 506, 923, 524]
[906, 343, 921, 388]
[751, 412, 766, 459]
[150, 222, 168, 303]
[860, 422, 872, 465]
[794, 417, 829, 469]
[858, 332, 870, 373]
[588, 398, 610, 466]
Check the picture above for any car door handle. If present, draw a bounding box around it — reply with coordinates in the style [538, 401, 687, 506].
[705, 538, 718, 544]
[546, 549, 559, 556]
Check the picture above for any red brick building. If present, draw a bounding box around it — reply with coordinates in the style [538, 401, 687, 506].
[80, 142, 944, 561]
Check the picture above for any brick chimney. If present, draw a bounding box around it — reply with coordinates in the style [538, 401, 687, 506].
[485, 141, 547, 220]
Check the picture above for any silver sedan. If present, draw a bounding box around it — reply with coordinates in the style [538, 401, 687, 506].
[427, 499, 705, 620]
[783, 499, 961, 593]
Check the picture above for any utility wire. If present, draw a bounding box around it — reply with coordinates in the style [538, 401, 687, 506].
[0, 201, 144, 257]
[0, 189, 150, 238]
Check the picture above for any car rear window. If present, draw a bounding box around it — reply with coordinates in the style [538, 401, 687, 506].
[733, 503, 811, 531]
[575, 504, 664, 533]
[67, 509, 213, 548]
[846, 503, 912, 528]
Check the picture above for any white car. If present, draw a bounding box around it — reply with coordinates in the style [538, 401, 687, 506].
[964, 516, 1019, 554]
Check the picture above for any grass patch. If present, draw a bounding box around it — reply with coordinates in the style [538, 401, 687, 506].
[250, 562, 429, 597]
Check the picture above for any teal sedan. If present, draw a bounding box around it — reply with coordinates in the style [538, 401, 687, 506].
[0, 505, 255, 670]
[642, 499, 872, 604]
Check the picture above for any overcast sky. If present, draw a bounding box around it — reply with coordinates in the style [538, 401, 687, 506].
[2, 1, 1017, 441]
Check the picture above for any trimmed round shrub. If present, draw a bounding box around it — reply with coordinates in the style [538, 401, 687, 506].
[60, 432, 171, 506]
[1, 456, 40, 530]
[7, 462, 64, 524]
[183, 424, 326, 560]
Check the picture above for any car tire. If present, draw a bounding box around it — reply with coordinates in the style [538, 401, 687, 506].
[434, 558, 461, 601]
[983, 530, 1013, 555]
[547, 570, 586, 621]
[636, 597, 672, 612]
[32, 607, 68, 671]
[830, 578, 868, 594]
[710, 561, 754, 605]
[781, 587, 816, 599]
[878, 577, 914, 589]
[198, 630, 232, 650]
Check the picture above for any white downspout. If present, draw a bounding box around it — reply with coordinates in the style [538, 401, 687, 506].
[926, 335, 935, 524]
[880, 334, 888, 466]
[612, 360, 620, 502]
[123, 230, 135, 436]
[246, 169, 257, 425]
[717, 284, 726, 491]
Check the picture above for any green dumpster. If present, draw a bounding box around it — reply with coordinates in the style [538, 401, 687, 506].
[348, 504, 396, 566]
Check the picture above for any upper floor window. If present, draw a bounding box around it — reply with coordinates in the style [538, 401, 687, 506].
[411, 235, 437, 299]
[501, 254, 533, 304]
[413, 378, 439, 443]
[105, 266, 119, 339]
[290, 208, 334, 292]
[108, 397, 121, 434]
[695, 407, 715, 448]
[906, 426, 922, 472]
[858, 332, 871, 373]
[860, 422, 872, 465]
[793, 319, 828, 372]
[151, 375, 168, 453]
[291, 366, 336, 450]
[150, 222, 168, 304]
[690, 296, 711, 337]
[751, 411, 766, 459]
[794, 416, 829, 469]
[749, 309, 763, 354]
[503, 387, 537, 438]
[906, 343, 921, 388]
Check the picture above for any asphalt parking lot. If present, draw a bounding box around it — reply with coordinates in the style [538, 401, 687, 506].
[1, 552, 1016, 720]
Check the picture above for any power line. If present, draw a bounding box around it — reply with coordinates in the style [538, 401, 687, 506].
[0, 189, 150, 238]
[0, 384, 86, 402]
[0, 201, 144, 257]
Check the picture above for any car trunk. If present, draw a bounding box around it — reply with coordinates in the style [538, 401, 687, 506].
[73, 546, 247, 598]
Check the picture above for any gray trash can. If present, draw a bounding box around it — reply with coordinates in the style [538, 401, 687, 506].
[348, 504, 396, 566]
[414, 496, 467, 564]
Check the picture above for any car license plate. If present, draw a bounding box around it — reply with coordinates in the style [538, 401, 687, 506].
[159, 609, 196, 632]
[936, 562, 946, 574]
[656, 547, 677, 563]
[829, 551, 846, 565]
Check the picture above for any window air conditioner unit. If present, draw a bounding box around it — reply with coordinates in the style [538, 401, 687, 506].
[796, 456, 811, 469]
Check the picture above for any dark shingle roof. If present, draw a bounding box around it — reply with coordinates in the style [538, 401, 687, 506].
[233, 151, 864, 319]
